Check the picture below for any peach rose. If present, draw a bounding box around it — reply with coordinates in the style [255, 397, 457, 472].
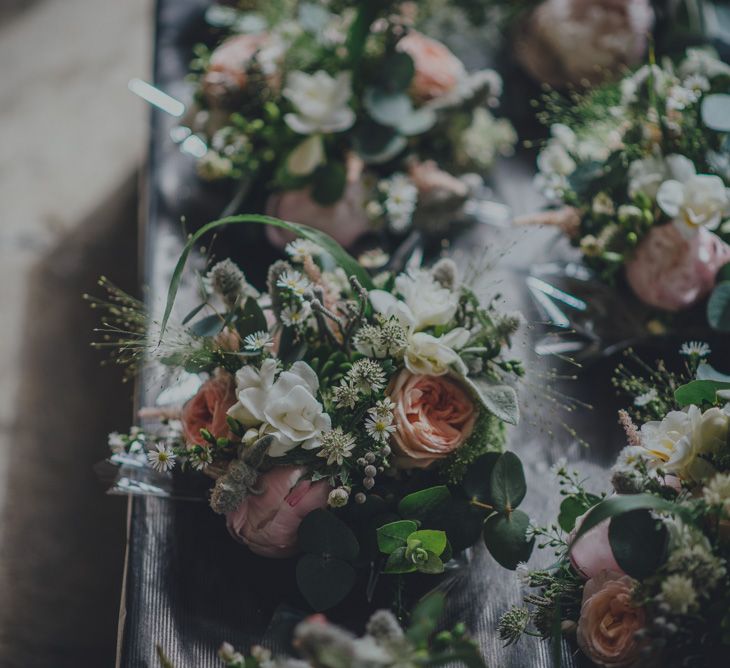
[202, 33, 268, 105]
[409, 159, 469, 200]
[397, 31, 465, 101]
[625, 224, 730, 311]
[577, 571, 645, 668]
[569, 512, 624, 580]
[227, 466, 331, 558]
[389, 370, 476, 469]
[265, 155, 371, 250]
[181, 371, 237, 447]
[514, 0, 654, 88]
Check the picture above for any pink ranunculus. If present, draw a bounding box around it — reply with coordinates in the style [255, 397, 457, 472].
[625, 224, 730, 311]
[397, 31, 465, 101]
[577, 570, 646, 668]
[569, 511, 625, 580]
[202, 33, 268, 105]
[227, 466, 331, 558]
[264, 156, 371, 250]
[514, 0, 654, 88]
[181, 371, 237, 447]
[389, 370, 476, 469]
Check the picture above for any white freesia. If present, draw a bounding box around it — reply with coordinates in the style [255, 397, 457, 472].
[227, 359, 331, 456]
[657, 173, 730, 235]
[286, 134, 325, 176]
[283, 70, 355, 134]
[404, 328, 470, 376]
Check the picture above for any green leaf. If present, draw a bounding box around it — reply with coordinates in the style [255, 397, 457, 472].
[571, 494, 687, 549]
[407, 592, 445, 646]
[702, 94, 730, 132]
[417, 552, 445, 574]
[384, 546, 416, 574]
[462, 376, 519, 425]
[674, 379, 730, 406]
[277, 326, 308, 365]
[708, 281, 730, 332]
[557, 494, 601, 533]
[397, 107, 436, 136]
[298, 509, 359, 560]
[489, 452, 527, 512]
[353, 121, 408, 164]
[159, 214, 374, 340]
[462, 452, 500, 503]
[235, 297, 268, 339]
[398, 486, 451, 520]
[296, 553, 356, 611]
[408, 530, 447, 557]
[311, 161, 347, 206]
[376, 51, 415, 92]
[189, 314, 224, 337]
[181, 302, 207, 325]
[697, 363, 730, 383]
[364, 88, 414, 127]
[377, 520, 418, 554]
[608, 509, 668, 579]
[483, 509, 535, 570]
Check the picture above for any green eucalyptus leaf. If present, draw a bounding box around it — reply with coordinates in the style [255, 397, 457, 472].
[364, 88, 414, 127]
[189, 314, 224, 337]
[384, 546, 416, 574]
[558, 494, 601, 533]
[462, 452, 501, 503]
[377, 51, 415, 92]
[296, 554, 356, 611]
[236, 297, 268, 339]
[159, 214, 374, 340]
[298, 509, 359, 560]
[377, 520, 418, 554]
[489, 452, 527, 511]
[398, 486, 451, 520]
[702, 94, 730, 132]
[311, 162, 347, 206]
[708, 281, 730, 332]
[408, 530, 447, 557]
[608, 509, 668, 580]
[482, 509, 535, 570]
[674, 379, 730, 406]
[353, 121, 408, 165]
[397, 107, 437, 136]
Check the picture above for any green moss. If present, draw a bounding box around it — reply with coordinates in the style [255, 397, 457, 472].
[440, 409, 506, 484]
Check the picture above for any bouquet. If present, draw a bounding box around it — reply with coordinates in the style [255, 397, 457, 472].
[500, 342, 730, 667]
[522, 48, 730, 327]
[164, 593, 487, 667]
[95, 216, 534, 612]
[181, 1, 516, 247]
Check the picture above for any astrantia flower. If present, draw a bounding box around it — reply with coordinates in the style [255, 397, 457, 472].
[147, 443, 177, 472]
[333, 381, 359, 409]
[318, 428, 356, 466]
[276, 270, 309, 296]
[368, 398, 396, 421]
[679, 341, 711, 358]
[280, 302, 312, 327]
[660, 573, 697, 615]
[285, 239, 322, 262]
[282, 70, 355, 135]
[243, 330, 273, 352]
[365, 415, 396, 444]
[634, 389, 658, 407]
[347, 359, 387, 392]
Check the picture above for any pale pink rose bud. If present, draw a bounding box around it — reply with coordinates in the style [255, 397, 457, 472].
[568, 511, 625, 580]
[202, 33, 268, 106]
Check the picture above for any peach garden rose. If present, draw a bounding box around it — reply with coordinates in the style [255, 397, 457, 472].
[397, 31, 465, 101]
[181, 371, 237, 448]
[389, 369, 476, 468]
[577, 570, 645, 668]
[202, 33, 268, 105]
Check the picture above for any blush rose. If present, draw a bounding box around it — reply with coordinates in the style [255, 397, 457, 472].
[227, 466, 331, 558]
[202, 33, 268, 105]
[388, 369, 476, 468]
[181, 371, 237, 447]
[397, 31, 465, 101]
[569, 511, 625, 580]
[577, 570, 646, 668]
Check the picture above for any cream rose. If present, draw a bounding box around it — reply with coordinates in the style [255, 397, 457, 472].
[397, 31, 466, 101]
[403, 328, 469, 376]
[577, 571, 645, 668]
[657, 173, 730, 235]
[389, 370, 476, 468]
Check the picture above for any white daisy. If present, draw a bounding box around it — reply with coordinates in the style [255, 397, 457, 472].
[147, 443, 177, 472]
[285, 239, 322, 262]
[244, 330, 273, 352]
[365, 415, 396, 444]
[280, 302, 312, 327]
[276, 270, 309, 296]
[634, 388, 658, 407]
[679, 341, 711, 358]
[189, 447, 213, 472]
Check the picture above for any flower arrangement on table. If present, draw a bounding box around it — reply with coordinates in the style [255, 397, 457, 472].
[521, 48, 730, 328]
[96, 216, 534, 612]
[499, 342, 730, 667]
[182, 1, 516, 248]
[182, 593, 487, 667]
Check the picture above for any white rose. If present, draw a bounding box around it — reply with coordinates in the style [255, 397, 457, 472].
[228, 358, 279, 426]
[657, 174, 730, 235]
[283, 70, 355, 134]
[404, 328, 470, 376]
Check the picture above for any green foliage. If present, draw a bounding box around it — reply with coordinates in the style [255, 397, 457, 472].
[398, 486, 451, 521]
[608, 509, 668, 579]
[483, 510, 535, 570]
[674, 379, 730, 406]
[378, 518, 448, 575]
[310, 161, 347, 205]
[708, 281, 730, 332]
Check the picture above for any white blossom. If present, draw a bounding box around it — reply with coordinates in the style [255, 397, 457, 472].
[283, 70, 355, 134]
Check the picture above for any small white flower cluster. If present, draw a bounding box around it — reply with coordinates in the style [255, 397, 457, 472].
[377, 174, 419, 233]
[333, 360, 387, 408]
[276, 269, 313, 327]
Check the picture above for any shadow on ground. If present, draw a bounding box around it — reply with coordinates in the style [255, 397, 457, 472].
[0, 176, 139, 667]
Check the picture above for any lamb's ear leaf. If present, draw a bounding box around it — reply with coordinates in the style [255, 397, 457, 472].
[160, 214, 373, 340]
[461, 375, 519, 425]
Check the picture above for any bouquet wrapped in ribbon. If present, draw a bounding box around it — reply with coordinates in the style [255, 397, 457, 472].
[181, 1, 516, 247]
[520, 48, 730, 328]
[95, 216, 533, 612]
[500, 342, 730, 667]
